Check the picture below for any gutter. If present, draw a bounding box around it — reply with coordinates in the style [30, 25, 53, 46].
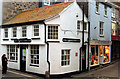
[43, 22, 50, 75]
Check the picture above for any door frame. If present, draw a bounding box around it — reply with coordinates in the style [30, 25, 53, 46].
[20, 45, 28, 72]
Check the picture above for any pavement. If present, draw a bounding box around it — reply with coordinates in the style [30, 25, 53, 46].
[0, 59, 119, 79]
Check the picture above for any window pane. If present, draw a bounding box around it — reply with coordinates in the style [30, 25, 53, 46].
[48, 26, 58, 39]
[61, 49, 70, 66]
[30, 45, 39, 65]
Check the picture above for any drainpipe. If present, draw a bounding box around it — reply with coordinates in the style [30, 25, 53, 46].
[43, 22, 50, 77]
[87, 21, 90, 71]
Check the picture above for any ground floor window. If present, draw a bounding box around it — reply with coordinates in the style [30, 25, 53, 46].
[7, 45, 18, 61]
[91, 45, 98, 66]
[61, 50, 70, 66]
[30, 45, 39, 65]
[100, 45, 110, 63]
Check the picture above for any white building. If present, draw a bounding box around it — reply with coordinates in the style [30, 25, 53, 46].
[1, 2, 88, 75]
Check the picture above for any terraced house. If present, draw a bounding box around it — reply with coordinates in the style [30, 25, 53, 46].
[1, 2, 88, 75]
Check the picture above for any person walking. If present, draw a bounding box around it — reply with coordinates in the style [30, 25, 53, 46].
[2, 54, 7, 74]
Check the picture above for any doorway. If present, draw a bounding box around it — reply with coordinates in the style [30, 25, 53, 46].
[20, 45, 27, 72]
[81, 45, 86, 71]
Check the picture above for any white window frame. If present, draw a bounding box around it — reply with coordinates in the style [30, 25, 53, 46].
[104, 5, 107, 16]
[99, 22, 104, 36]
[44, 0, 50, 6]
[47, 25, 58, 40]
[112, 8, 115, 18]
[33, 25, 39, 37]
[96, 2, 99, 13]
[7, 45, 18, 61]
[12, 27, 17, 38]
[22, 26, 27, 37]
[4, 28, 8, 38]
[77, 20, 81, 30]
[30, 45, 39, 65]
[61, 49, 70, 66]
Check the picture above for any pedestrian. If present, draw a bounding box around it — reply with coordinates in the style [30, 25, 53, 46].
[2, 54, 7, 74]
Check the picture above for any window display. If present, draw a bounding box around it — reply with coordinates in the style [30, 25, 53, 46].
[100, 45, 110, 63]
[91, 45, 98, 66]
[103, 45, 110, 62]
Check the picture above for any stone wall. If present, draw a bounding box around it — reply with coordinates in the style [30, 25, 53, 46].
[3, 2, 39, 23]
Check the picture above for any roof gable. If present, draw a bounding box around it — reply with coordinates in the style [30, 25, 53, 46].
[5, 2, 72, 25]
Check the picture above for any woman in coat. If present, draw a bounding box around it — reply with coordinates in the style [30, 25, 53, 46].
[2, 54, 7, 74]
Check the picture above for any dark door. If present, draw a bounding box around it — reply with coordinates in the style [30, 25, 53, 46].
[81, 45, 86, 71]
[20, 45, 27, 72]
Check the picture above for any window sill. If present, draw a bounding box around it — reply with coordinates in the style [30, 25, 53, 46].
[31, 37, 40, 40]
[47, 39, 60, 43]
[104, 15, 108, 18]
[99, 35, 104, 37]
[20, 37, 28, 39]
[30, 64, 39, 67]
[11, 38, 17, 40]
[8, 60, 17, 62]
[3, 38, 9, 41]
[95, 12, 100, 15]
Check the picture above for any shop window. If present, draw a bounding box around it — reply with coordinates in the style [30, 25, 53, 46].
[22, 27, 27, 37]
[4, 28, 8, 38]
[48, 26, 58, 39]
[30, 45, 39, 65]
[61, 50, 70, 66]
[103, 46, 110, 62]
[13, 27, 17, 37]
[7, 45, 18, 61]
[91, 46, 98, 66]
[33, 25, 39, 36]
[100, 45, 110, 63]
[96, 2, 99, 13]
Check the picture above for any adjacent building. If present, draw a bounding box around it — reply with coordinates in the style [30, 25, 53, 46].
[111, 2, 120, 61]
[1, 2, 88, 75]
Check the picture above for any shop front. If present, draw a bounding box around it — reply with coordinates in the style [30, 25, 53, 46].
[90, 40, 112, 67]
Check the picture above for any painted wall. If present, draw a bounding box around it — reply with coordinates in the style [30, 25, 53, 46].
[46, 2, 88, 74]
[89, 1, 111, 41]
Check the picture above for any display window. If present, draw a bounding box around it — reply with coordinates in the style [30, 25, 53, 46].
[91, 45, 99, 66]
[100, 45, 110, 63]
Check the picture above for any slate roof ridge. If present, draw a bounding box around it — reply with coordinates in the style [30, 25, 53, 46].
[24, 2, 73, 13]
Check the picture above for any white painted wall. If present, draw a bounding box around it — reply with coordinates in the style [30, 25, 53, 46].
[45, 2, 88, 74]
[0, 2, 89, 75]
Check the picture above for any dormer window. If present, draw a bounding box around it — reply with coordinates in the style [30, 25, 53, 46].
[22, 27, 27, 37]
[34, 25, 39, 36]
[4, 28, 8, 38]
[13, 27, 17, 37]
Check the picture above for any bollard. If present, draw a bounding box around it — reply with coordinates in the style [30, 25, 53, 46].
[45, 71, 50, 79]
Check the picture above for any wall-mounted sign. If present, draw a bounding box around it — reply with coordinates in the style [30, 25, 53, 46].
[90, 40, 112, 45]
[14, 38, 31, 43]
[75, 52, 78, 56]
[63, 38, 80, 43]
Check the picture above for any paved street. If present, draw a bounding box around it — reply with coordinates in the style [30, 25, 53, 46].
[0, 60, 120, 79]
